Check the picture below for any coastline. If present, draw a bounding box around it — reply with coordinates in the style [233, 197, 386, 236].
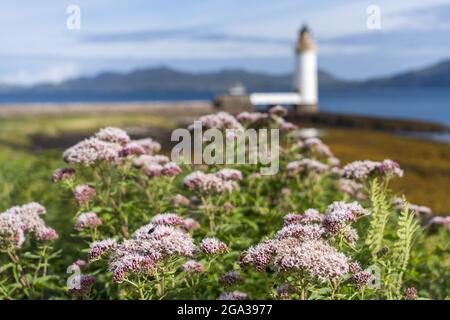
[0, 101, 212, 118]
[1, 101, 448, 143]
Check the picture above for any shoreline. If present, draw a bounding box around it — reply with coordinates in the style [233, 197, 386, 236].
[0, 101, 448, 143]
[0, 101, 212, 118]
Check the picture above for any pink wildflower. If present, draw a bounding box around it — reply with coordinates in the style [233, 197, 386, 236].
[404, 287, 418, 300]
[143, 163, 163, 177]
[217, 291, 247, 300]
[236, 112, 268, 123]
[200, 237, 228, 255]
[88, 239, 117, 261]
[74, 184, 96, 206]
[182, 218, 200, 232]
[132, 154, 169, 168]
[51, 167, 76, 182]
[150, 213, 184, 227]
[323, 201, 368, 235]
[118, 142, 146, 157]
[219, 271, 243, 287]
[133, 138, 161, 154]
[161, 162, 182, 177]
[269, 105, 288, 117]
[68, 274, 96, 296]
[273, 239, 350, 282]
[74, 212, 102, 231]
[215, 169, 243, 181]
[184, 171, 236, 193]
[171, 194, 190, 207]
[94, 127, 130, 144]
[63, 137, 121, 166]
[351, 271, 374, 290]
[181, 260, 204, 274]
[0, 203, 56, 249]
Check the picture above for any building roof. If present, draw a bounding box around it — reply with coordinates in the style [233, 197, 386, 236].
[250, 93, 302, 105]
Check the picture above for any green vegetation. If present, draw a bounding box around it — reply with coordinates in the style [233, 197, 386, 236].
[0, 112, 448, 299]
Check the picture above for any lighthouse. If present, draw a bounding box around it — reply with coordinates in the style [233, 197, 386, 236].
[214, 25, 319, 114]
[293, 25, 318, 107]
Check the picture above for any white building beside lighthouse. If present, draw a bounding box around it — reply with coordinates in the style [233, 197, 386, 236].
[214, 25, 319, 114]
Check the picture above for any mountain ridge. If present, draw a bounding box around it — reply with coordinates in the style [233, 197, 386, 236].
[0, 59, 449, 96]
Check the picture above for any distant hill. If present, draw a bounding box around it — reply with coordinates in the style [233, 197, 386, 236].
[0, 59, 449, 98]
[0, 67, 342, 96]
[360, 59, 450, 87]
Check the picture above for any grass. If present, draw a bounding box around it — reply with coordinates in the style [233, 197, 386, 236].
[0, 113, 176, 146]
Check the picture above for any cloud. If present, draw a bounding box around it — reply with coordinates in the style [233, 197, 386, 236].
[0, 64, 79, 86]
[82, 27, 292, 46]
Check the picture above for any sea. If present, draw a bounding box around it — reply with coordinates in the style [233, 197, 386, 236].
[1, 87, 449, 141]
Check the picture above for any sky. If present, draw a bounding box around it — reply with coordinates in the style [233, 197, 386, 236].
[1, 0, 450, 85]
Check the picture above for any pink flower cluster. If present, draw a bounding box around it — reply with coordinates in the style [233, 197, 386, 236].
[273, 239, 350, 282]
[342, 159, 404, 181]
[239, 240, 277, 271]
[0, 202, 57, 249]
[70, 259, 87, 269]
[278, 119, 298, 131]
[182, 218, 200, 232]
[302, 138, 333, 158]
[144, 162, 182, 178]
[74, 212, 102, 231]
[132, 138, 161, 155]
[428, 216, 450, 230]
[51, 167, 76, 182]
[217, 291, 247, 300]
[94, 127, 130, 144]
[269, 105, 288, 117]
[74, 184, 96, 206]
[171, 194, 190, 207]
[404, 287, 418, 300]
[215, 168, 243, 181]
[239, 202, 368, 283]
[184, 171, 237, 193]
[63, 127, 162, 166]
[219, 271, 243, 287]
[351, 271, 374, 290]
[322, 201, 368, 236]
[63, 137, 123, 166]
[118, 142, 146, 157]
[392, 198, 432, 217]
[68, 274, 96, 296]
[190, 112, 243, 131]
[200, 237, 229, 255]
[338, 178, 366, 200]
[286, 159, 329, 174]
[89, 239, 118, 261]
[133, 154, 169, 168]
[283, 209, 323, 226]
[236, 112, 268, 124]
[181, 260, 204, 274]
[150, 213, 184, 226]
[275, 223, 324, 241]
[90, 217, 197, 282]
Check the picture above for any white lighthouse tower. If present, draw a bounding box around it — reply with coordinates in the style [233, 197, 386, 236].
[293, 25, 318, 108]
[215, 25, 319, 114]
